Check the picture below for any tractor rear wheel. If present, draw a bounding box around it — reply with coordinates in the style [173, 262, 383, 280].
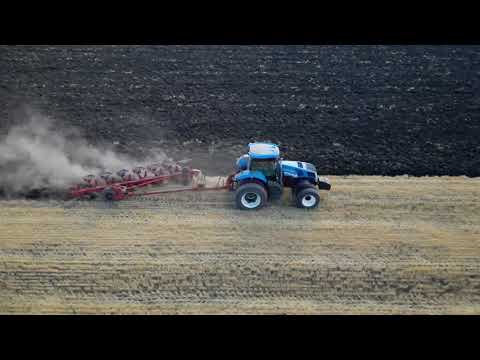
[295, 187, 320, 209]
[235, 183, 268, 210]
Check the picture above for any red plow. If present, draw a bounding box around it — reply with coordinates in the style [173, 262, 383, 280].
[68, 161, 234, 201]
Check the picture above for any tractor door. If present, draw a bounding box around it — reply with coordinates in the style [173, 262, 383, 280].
[249, 158, 283, 200]
[250, 159, 278, 181]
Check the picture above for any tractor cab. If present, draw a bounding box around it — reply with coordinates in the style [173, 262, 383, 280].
[235, 143, 282, 181]
[248, 143, 281, 182]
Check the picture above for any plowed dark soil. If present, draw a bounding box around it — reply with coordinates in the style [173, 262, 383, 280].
[1, 46, 479, 176]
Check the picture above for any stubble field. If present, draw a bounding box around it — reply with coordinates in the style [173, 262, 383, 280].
[0, 176, 479, 314]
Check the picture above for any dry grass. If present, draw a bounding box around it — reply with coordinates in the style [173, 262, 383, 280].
[0, 176, 479, 314]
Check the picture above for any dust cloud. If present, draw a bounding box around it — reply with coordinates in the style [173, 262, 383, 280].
[0, 111, 168, 196]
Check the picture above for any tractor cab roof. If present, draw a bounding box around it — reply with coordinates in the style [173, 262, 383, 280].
[248, 143, 280, 160]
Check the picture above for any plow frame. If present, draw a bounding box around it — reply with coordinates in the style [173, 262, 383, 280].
[69, 169, 234, 201]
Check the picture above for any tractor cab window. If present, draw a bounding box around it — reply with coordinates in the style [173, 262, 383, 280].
[250, 159, 278, 180]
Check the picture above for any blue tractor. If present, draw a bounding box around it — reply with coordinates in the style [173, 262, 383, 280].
[232, 143, 331, 210]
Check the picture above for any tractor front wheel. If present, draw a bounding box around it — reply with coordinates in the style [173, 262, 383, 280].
[235, 183, 267, 210]
[295, 187, 320, 209]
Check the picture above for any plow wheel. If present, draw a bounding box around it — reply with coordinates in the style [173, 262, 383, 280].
[85, 193, 97, 200]
[102, 188, 116, 201]
[181, 167, 192, 186]
[102, 185, 127, 201]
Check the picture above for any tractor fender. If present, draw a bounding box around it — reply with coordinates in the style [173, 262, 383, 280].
[237, 178, 267, 189]
[294, 178, 331, 191]
[291, 179, 316, 197]
[295, 179, 316, 189]
[234, 170, 268, 186]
